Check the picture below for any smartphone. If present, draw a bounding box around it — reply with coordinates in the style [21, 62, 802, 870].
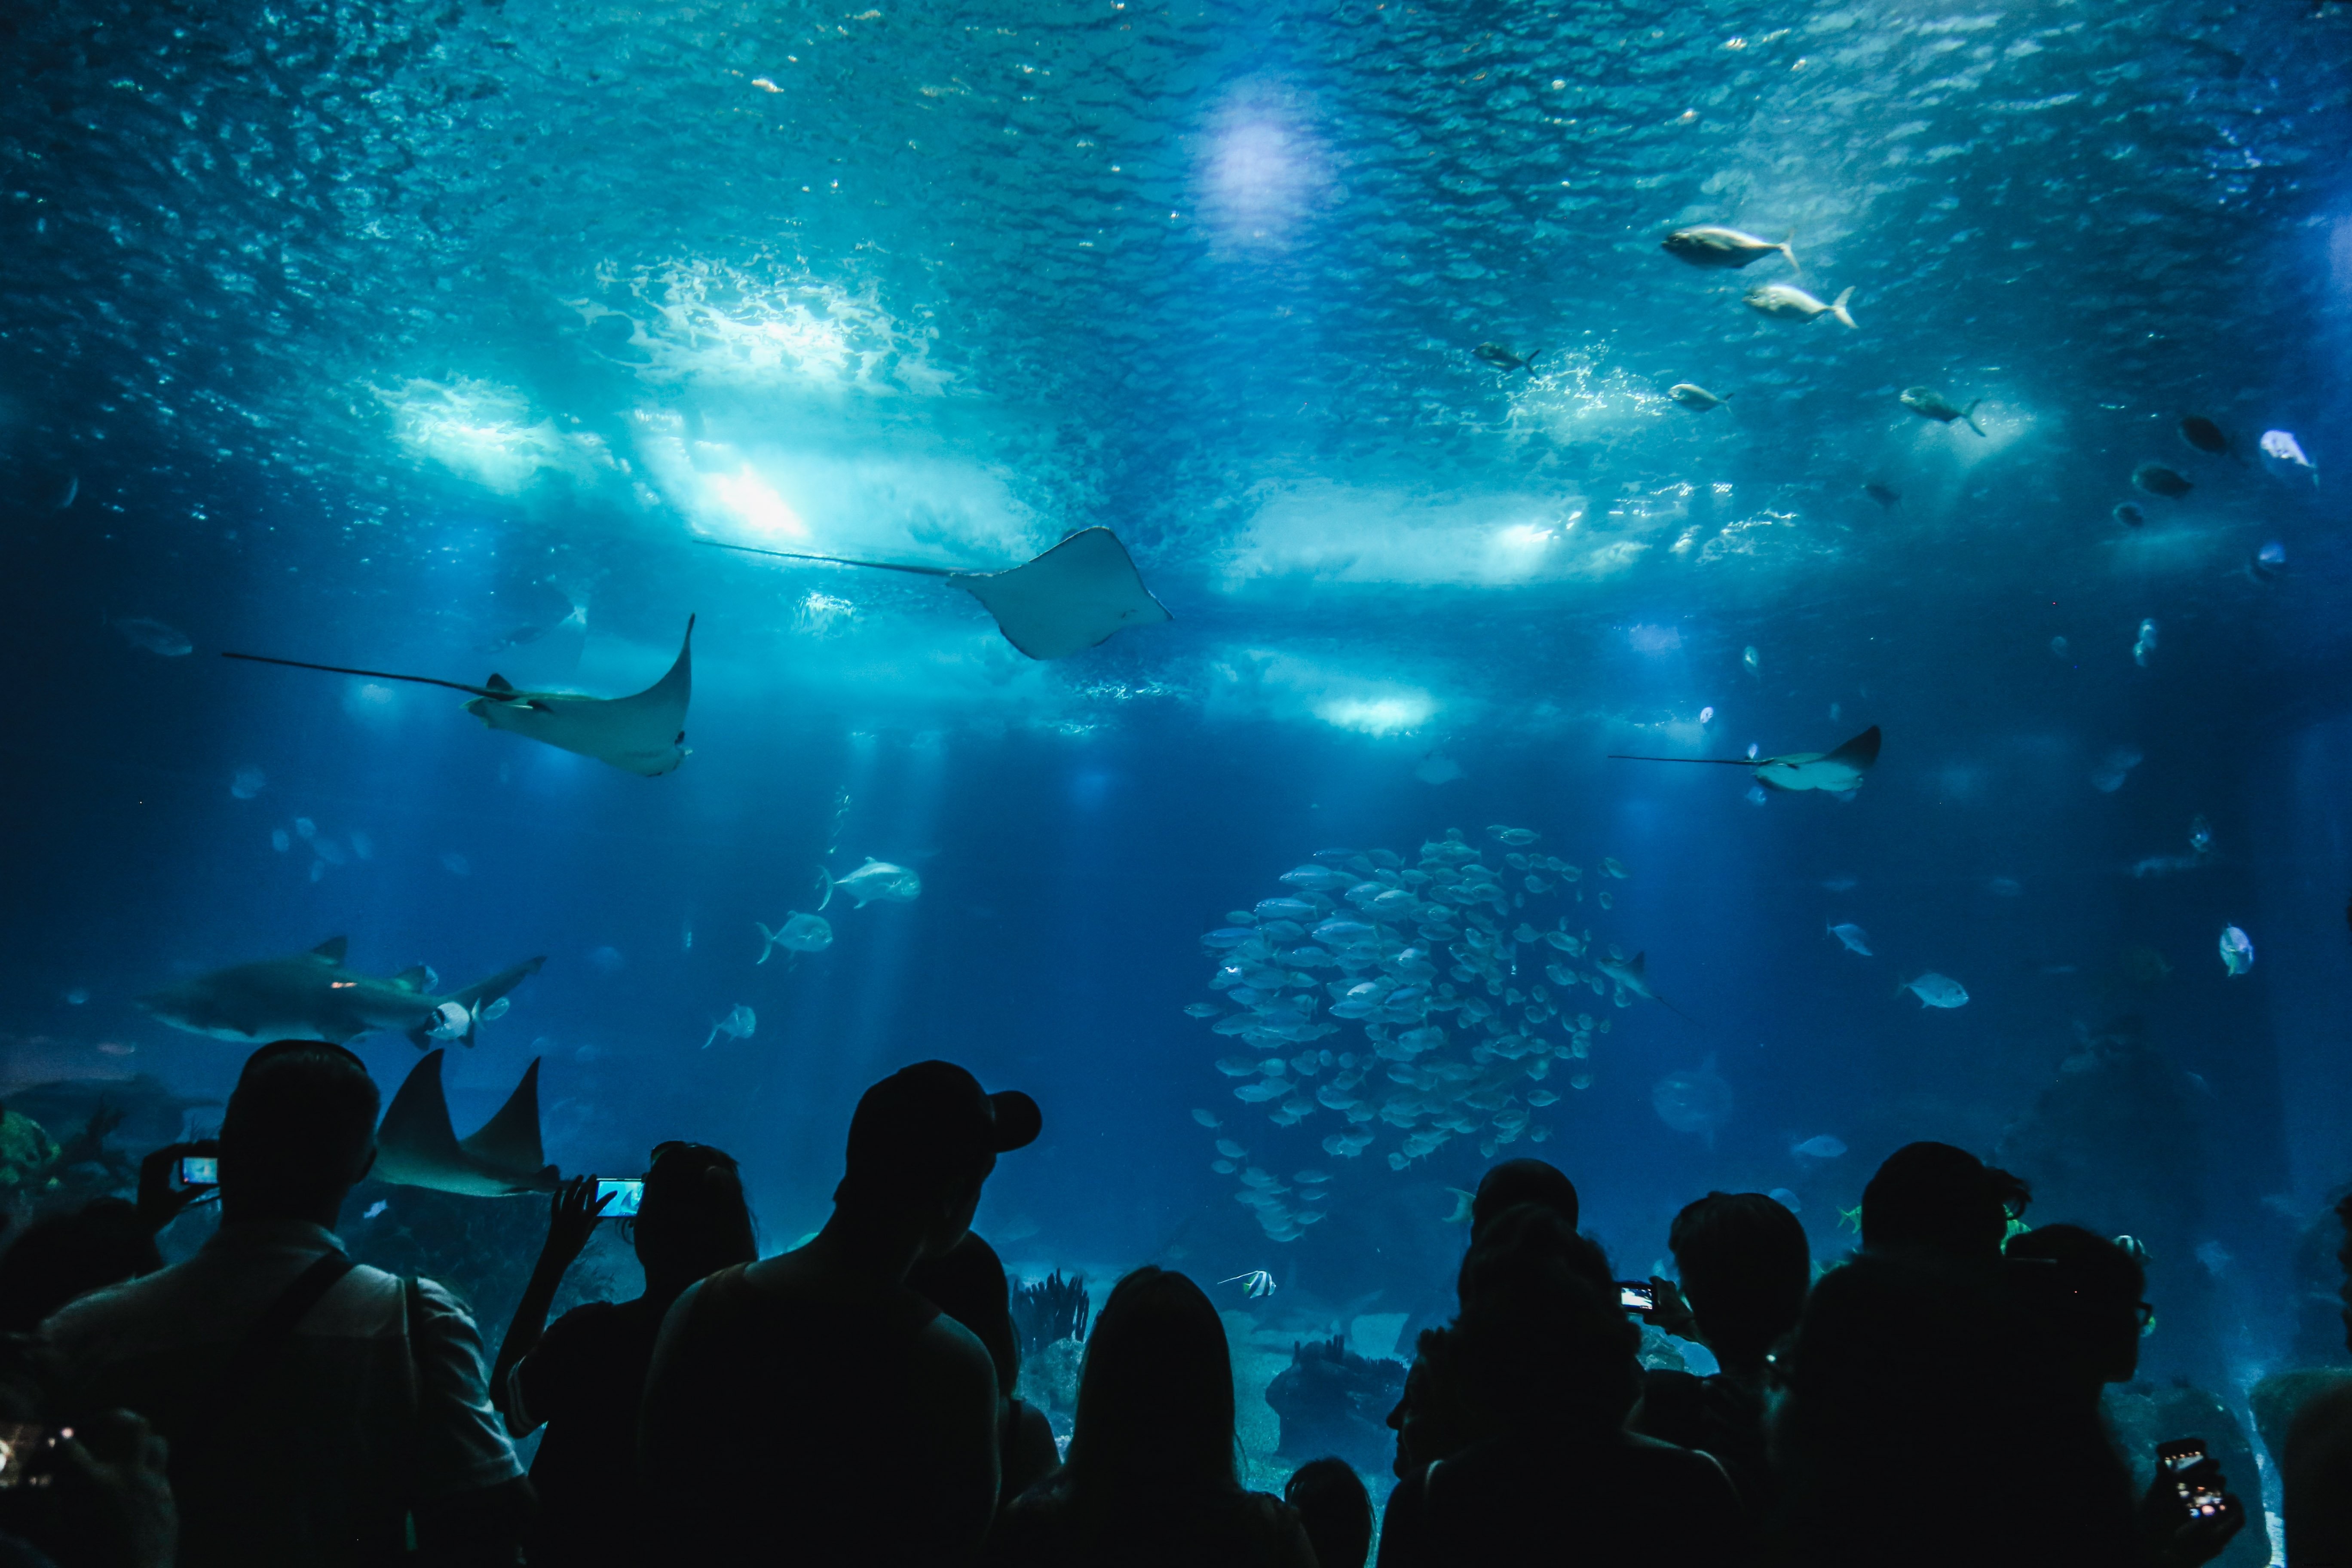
[178, 1155, 219, 1187]
[1618, 1281, 1656, 1314]
[2156, 1438, 2227, 1520]
[594, 1178, 644, 1219]
[0, 1424, 69, 1490]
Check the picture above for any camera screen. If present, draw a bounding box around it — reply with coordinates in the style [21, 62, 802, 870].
[595, 1179, 644, 1218]
[178, 1155, 219, 1186]
[1618, 1284, 1654, 1312]
[0, 1425, 66, 1490]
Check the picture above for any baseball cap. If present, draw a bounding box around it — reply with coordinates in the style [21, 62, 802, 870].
[842, 1061, 1042, 1202]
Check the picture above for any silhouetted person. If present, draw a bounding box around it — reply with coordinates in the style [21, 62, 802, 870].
[1285, 1456, 1374, 1568]
[639, 1061, 1040, 1566]
[1408, 1206, 1746, 1568]
[907, 1232, 1060, 1507]
[1860, 1139, 2029, 1264]
[0, 1332, 176, 1568]
[494, 1143, 756, 1568]
[986, 1266, 1314, 1568]
[45, 1041, 527, 1568]
[1634, 1191, 1810, 1513]
[0, 1144, 221, 1333]
[1468, 1158, 1578, 1242]
[2282, 1192, 2352, 1565]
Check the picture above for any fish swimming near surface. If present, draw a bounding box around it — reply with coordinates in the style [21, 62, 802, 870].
[1475, 343, 1542, 374]
[701, 527, 1170, 661]
[1792, 1135, 1848, 1160]
[755, 913, 833, 961]
[703, 1004, 756, 1050]
[1828, 923, 1874, 956]
[1744, 283, 1856, 328]
[1651, 1055, 1734, 1145]
[2179, 416, 2232, 457]
[2113, 502, 2145, 527]
[2132, 463, 2193, 499]
[373, 1050, 559, 1197]
[1865, 483, 1901, 509]
[138, 937, 543, 1049]
[1610, 725, 1881, 795]
[1900, 972, 1970, 1009]
[2260, 430, 2318, 487]
[1662, 226, 1798, 271]
[1899, 387, 1985, 437]
[107, 615, 193, 657]
[2218, 925, 2254, 976]
[1669, 384, 1730, 411]
[820, 860, 922, 910]
[224, 618, 696, 777]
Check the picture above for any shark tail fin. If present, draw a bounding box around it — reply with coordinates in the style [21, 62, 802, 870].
[1825, 726, 1883, 769]
[1830, 288, 1856, 330]
[1780, 234, 1800, 273]
[457, 1058, 547, 1176]
[1963, 399, 1987, 438]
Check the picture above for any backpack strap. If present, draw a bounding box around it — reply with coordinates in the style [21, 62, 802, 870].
[183, 1249, 357, 1443]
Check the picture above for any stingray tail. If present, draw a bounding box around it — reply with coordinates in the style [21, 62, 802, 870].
[1830, 288, 1856, 330]
[1963, 400, 1986, 438]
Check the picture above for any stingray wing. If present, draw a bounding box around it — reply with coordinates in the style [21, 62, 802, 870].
[952, 529, 1170, 660]
[475, 618, 694, 776]
[1822, 726, 1881, 770]
[373, 1051, 475, 1191]
[455, 1057, 555, 1190]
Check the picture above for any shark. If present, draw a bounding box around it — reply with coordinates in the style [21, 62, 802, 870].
[1591, 950, 1695, 1022]
[700, 527, 1170, 660]
[221, 617, 695, 776]
[1609, 725, 1882, 794]
[373, 1049, 558, 1196]
[138, 937, 544, 1049]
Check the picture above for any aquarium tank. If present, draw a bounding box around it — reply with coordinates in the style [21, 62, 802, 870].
[4, 0, 2350, 1530]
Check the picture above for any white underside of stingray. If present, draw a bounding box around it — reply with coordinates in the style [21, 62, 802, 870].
[701, 526, 1171, 660]
[223, 617, 695, 777]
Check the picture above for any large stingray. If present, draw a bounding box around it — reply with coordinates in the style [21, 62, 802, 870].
[373, 1049, 558, 1197]
[1610, 726, 1882, 794]
[701, 527, 1170, 660]
[221, 617, 695, 776]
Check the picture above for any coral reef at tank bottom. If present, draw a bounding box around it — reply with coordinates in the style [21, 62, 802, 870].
[1011, 1270, 1092, 1429]
[1264, 1335, 1407, 1476]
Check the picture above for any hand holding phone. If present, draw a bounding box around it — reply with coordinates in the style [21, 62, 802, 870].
[178, 1155, 218, 1188]
[137, 1140, 221, 1235]
[1617, 1281, 1656, 1314]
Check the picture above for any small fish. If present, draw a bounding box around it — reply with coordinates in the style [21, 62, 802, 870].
[1792, 1135, 1848, 1159]
[364, 1200, 389, 1220]
[1191, 1108, 1222, 1127]
[1443, 1187, 1478, 1225]
[2179, 416, 2230, 457]
[1294, 1169, 1331, 1184]
[1526, 1089, 1559, 1106]
[2218, 925, 2254, 976]
[477, 997, 510, 1023]
[230, 767, 267, 800]
[703, 1003, 756, 1049]
[426, 1001, 473, 1041]
[2050, 636, 2070, 658]
[1219, 1269, 1277, 1298]
[1744, 283, 1856, 328]
[1185, 1002, 1223, 1019]
[1475, 343, 1543, 374]
[2132, 462, 2193, 499]
[1488, 826, 1541, 846]
[1769, 1188, 1802, 1213]
[2132, 619, 2158, 668]
[1900, 972, 1969, 1009]
[57, 475, 78, 510]
[2249, 541, 2287, 582]
[107, 615, 193, 657]
[1216, 1139, 1248, 1159]
[1864, 482, 1901, 509]
[1828, 922, 1873, 957]
[1899, 387, 1985, 437]
[2260, 430, 2318, 487]
[63, 988, 89, 1005]
[95, 1041, 135, 1058]
[756, 913, 833, 961]
[1662, 226, 1798, 270]
[1838, 1204, 1862, 1234]
[2113, 502, 2145, 527]
[1743, 646, 1761, 675]
[823, 859, 921, 909]
[1669, 383, 1730, 410]
[270, 829, 290, 853]
[2189, 815, 2214, 854]
[1602, 858, 1628, 879]
[1213, 1159, 1237, 1174]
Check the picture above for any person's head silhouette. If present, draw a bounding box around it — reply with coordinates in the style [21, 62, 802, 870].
[219, 1040, 379, 1227]
[1860, 1142, 2027, 1265]
[835, 1060, 1041, 1262]
[634, 1141, 758, 1292]
[1469, 1158, 1579, 1243]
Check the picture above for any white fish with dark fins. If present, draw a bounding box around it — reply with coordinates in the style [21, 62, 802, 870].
[1900, 972, 1969, 1009]
[1828, 922, 1873, 956]
[1662, 226, 1798, 270]
[1669, 383, 1730, 410]
[1744, 283, 1856, 328]
[2260, 430, 2318, 487]
[755, 913, 833, 961]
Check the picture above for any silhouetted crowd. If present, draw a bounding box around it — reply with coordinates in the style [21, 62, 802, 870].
[1, 1039, 2350, 1566]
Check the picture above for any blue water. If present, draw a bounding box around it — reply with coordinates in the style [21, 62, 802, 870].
[6, 0, 2352, 1437]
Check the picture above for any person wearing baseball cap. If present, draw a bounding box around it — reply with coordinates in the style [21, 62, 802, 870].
[639, 1061, 1041, 1566]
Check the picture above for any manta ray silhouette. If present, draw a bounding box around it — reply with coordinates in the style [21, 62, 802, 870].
[374, 1049, 559, 1197]
[1610, 726, 1883, 794]
[700, 527, 1170, 660]
[221, 618, 695, 776]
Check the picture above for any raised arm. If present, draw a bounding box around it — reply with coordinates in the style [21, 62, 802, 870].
[489, 1175, 612, 1433]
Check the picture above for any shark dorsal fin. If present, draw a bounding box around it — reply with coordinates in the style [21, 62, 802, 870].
[1824, 726, 1882, 768]
[390, 965, 432, 992]
[457, 1057, 546, 1174]
[484, 673, 516, 694]
[312, 937, 349, 964]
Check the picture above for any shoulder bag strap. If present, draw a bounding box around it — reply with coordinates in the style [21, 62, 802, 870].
[180, 1249, 358, 1445]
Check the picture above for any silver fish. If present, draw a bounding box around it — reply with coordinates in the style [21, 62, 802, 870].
[1744, 283, 1856, 328]
[1662, 226, 1798, 271]
[1669, 383, 1730, 410]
